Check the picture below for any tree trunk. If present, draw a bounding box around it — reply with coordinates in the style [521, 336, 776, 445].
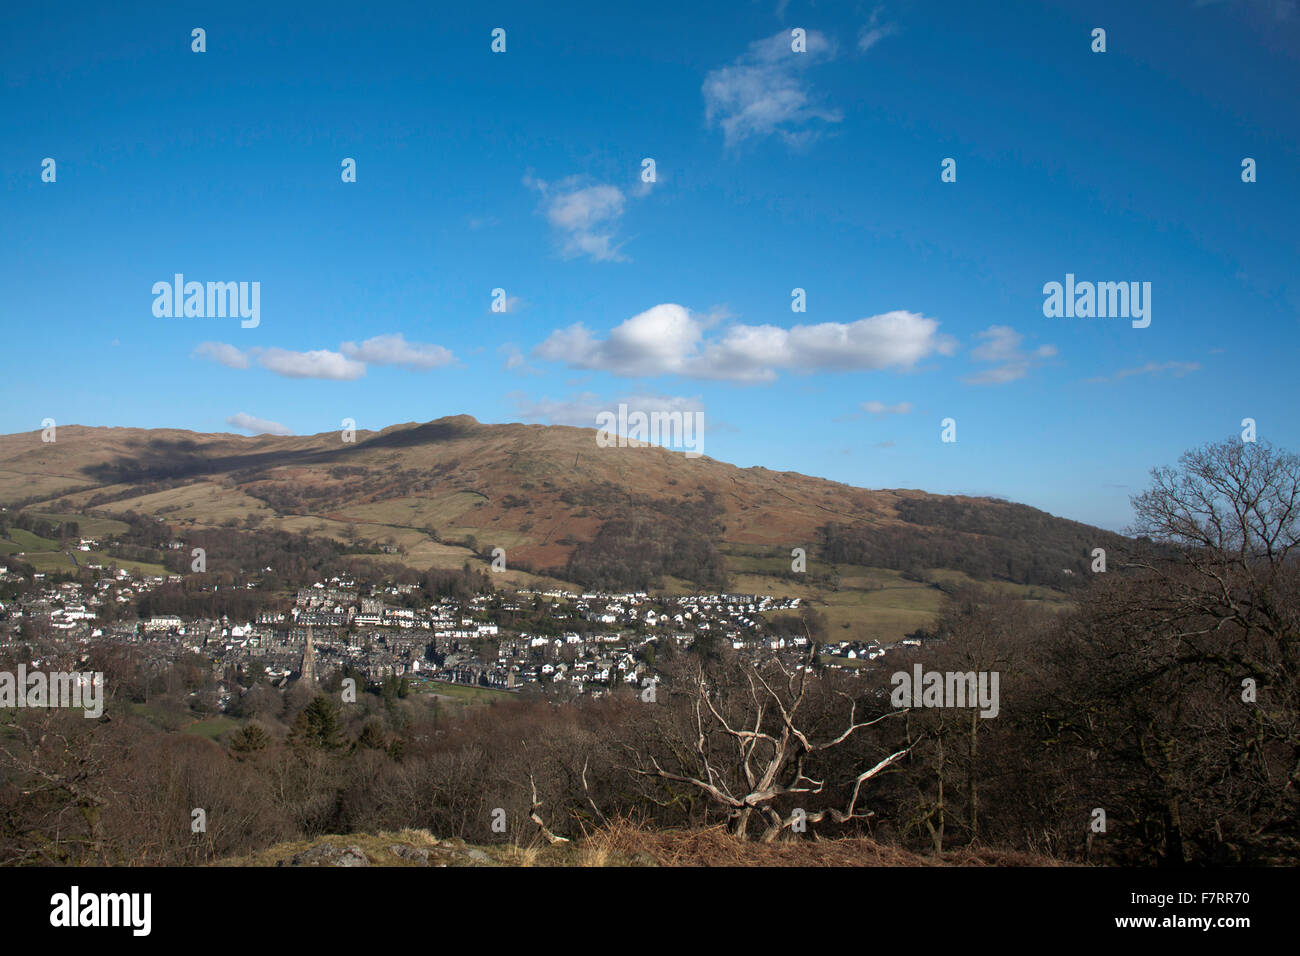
[930, 732, 946, 854]
[1163, 798, 1185, 866]
[734, 807, 754, 839]
[967, 709, 979, 843]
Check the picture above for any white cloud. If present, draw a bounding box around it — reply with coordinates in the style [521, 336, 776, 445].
[195, 342, 250, 369]
[501, 344, 525, 370]
[526, 175, 628, 262]
[226, 412, 293, 436]
[197, 343, 362, 380]
[197, 334, 454, 380]
[256, 348, 366, 381]
[499, 342, 541, 375]
[535, 303, 955, 383]
[703, 30, 841, 147]
[707, 312, 956, 379]
[963, 325, 1056, 385]
[510, 391, 606, 426]
[339, 333, 454, 371]
[631, 174, 658, 199]
[858, 7, 898, 50]
[1113, 360, 1201, 380]
[511, 391, 705, 428]
[1086, 360, 1201, 384]
[536, 304, 703, 377]
[548, 184, 624, 233]
[861, 400, 913, 416]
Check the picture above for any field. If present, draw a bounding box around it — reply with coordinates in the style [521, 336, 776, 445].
[14, 549, 167, 576]
[184, 716, 242, 741]
[342, 491, 487, 533]
[0, 510, 167, 575]
[86, 481, 276, 527]
[27, 512, 130, 537]
[0, 529, 60, 555]
[0, 468, 97, 506]
[719, 544, 1073, 644]
[411, 679, 517, 704]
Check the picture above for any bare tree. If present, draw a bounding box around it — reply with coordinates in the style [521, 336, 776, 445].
[1047, 437, 1300, 864]
[633, 644, 915, 841]
[1129, 436, 1300, 645]
[528, 774, 569, 845]
[0, 710, 118, 864]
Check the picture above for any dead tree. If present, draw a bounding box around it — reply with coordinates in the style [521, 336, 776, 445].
[528, 774, 570, 845]
[634, 645, 915, 841]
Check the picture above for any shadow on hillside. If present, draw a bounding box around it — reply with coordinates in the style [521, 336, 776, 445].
[79, 420, 474, 485]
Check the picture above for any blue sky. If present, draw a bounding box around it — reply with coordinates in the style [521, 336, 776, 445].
[3, 0, 1297, 531]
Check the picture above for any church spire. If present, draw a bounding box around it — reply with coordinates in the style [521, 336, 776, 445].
[300, 625, 317, 685]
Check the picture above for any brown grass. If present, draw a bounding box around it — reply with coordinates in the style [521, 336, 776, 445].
[216, 819, 1070, 867]
[568, 818, 1068, 867]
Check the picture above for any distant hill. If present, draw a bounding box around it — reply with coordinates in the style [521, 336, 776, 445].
[0, 416, 1127, 640]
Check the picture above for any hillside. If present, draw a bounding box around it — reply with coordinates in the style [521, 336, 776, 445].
[0, 415, 1126, 641]
[217, 826, 1065, 868]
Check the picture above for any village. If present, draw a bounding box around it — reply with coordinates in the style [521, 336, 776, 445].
[0, 561, 919, 707]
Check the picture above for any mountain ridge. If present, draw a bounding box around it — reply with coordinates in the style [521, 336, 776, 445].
[0, 415, 1125, 638]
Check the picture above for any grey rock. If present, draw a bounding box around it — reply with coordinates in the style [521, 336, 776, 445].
[287, 843, 371, 867]
[389, 844, 430, 864]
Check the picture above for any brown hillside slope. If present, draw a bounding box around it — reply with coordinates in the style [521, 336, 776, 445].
[0, 416, 951, 561]
[0, 416, 1121, 619]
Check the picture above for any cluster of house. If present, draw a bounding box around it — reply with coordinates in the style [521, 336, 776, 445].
[0, 565, 928, 707]
[0, 565, 171, 632]
[291, 582, 500, 637]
